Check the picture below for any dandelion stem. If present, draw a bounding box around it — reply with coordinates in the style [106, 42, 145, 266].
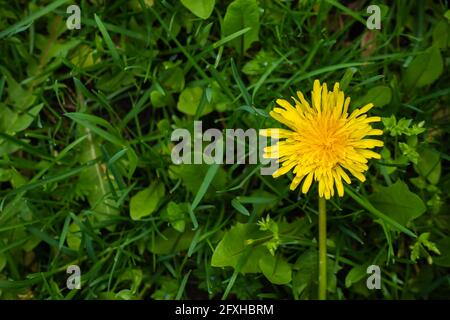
[318, 196, 327, 300]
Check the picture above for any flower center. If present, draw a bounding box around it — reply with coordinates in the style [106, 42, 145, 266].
[315, 122, 347, 167]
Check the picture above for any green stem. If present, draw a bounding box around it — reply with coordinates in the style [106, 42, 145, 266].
[318, 196, 327, 300]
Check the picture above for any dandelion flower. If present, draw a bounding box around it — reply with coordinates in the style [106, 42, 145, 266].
[261, 80, 384, 199]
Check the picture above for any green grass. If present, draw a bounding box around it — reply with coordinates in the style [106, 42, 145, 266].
[0, 0, 449, 300]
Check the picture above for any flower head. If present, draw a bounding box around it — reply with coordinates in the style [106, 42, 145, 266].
[261, 80, 384, 199]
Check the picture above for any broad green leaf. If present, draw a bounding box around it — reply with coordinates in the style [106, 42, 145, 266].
[0, 168, 11, 182]
[160, 64, 185, 92]
[1, 68, 36, 111]
[118, 269, 143, 294]
[414, 147, 441, 185]
[130, 181, 165, 220]
[369, 180, 426, 226]
[177, 86, 213, 116]
[259, 253, 292, 285]
[66, 222, 82, 250]
[70, 44, 98, 68]
[150, 277, 179, 300]
[278, 218, 311, 238]
[10, 104, 44, 132]
[222, 0, 260, 54]
[161, 201, 187, 232]
[210, 81, 232, 112]
[242, 50, 278, 76]
[292, 249, 337, 298]
[404, 46, 443, 88]
[0, 103, 43, 134]
[151, 90, 172, 108]
[148, 228, 195, 254]
[181, 0, 215, 19]
[10, 168, 27, 188]
[345, 265, 368, 288]
[0, 104, 18, 132]
[432, 20, 450, 49]
[211, 222, 267, 273]
[434, 238, 450, 267]
[357, 85, 392, 108]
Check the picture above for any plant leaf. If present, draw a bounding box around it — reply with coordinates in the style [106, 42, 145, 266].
[369, 180, 426, 226]
[181, 0, 215, 19]
[148, 228, 195, 254]
[211, 222, 267, 273]
[357, 85, 392, 108]
[345, 265, 368, 288]
[177, 86, 213, 116]
[414, 147, 441, 185]
[222, 0, 260, 54]
[259, 253, 292, 285]
[130, 181, 165, 220]
[404, 46, 443, 88]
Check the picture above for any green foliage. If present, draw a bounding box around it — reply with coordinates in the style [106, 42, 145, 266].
[432, 20, 450, 49]
[177, 86, 213, 116]
[292, 249, 338, 299]
[414, 147, 441, 185]
[0, 0, 448, 300]
[161, 201, 188, 232]
[369, 180, 426, 226]
[257, 215, 281, 255]
[148, 228, 196, 255]
[410, 233, 440, 264]
[259, 254, 292, 285]
[404, 46, 443, 88]
[345, 265, 368, 289]
[181, 0, 215, 20]
[130, 181, 165, 220]
[211, 222, 268, 274]
[211, 219, 295, 285]
[356, 85, 392, 108]
[382, 115, 426, 137]
[222, 0, 260, 54]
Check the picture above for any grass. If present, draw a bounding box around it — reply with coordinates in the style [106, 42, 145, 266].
[0, 0, 449, 300]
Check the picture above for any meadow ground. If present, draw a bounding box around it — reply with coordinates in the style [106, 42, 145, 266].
[0, 0, 449, 300]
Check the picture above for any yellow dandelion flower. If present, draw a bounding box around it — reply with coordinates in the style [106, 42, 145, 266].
[261, 79, 384, 199]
